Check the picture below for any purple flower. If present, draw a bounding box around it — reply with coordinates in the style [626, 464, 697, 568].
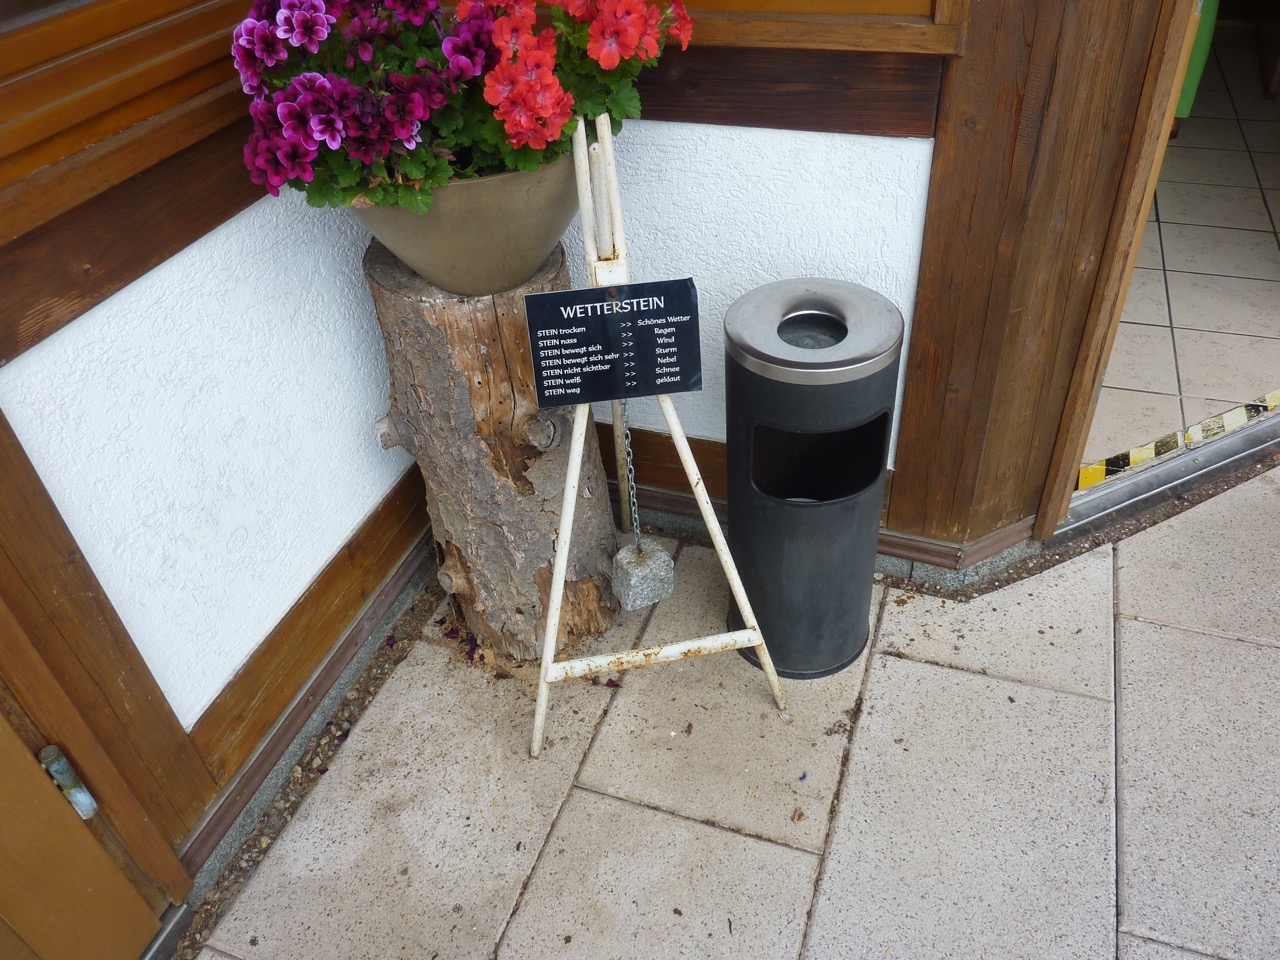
[276, 138, 318, 182]
[382, 93, 426, 146]
[441, 19, 491, 85]
[276, 5, 335, 54]
[247, 134, 291, 195]
[390, 69, 448, 113]
[277, 100, 319, 149]
[232, 43, 264, 96]
[384, 0, 440, 26]
[308, 111, 345, 149]
[343, 16, 388, 66]
[235, 17, 289, 67]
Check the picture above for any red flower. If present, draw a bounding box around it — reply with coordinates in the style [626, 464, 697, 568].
[484, 50, 574, 149]
[550, 0, 596, 20]
[665, 0, 692, 49]
[586, 0, 647, 69]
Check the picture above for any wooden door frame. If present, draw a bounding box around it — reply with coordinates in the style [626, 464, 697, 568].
[1034, 0, 1203, 536]
[886, 0, 1201, 547]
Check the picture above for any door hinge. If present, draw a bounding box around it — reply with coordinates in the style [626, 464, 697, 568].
[38, 745, 99, 820]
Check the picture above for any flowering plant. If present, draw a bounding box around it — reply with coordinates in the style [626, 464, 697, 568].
[233, 0, 692, 212]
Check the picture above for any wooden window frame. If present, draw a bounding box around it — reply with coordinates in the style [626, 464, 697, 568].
[688, 0, 968, 53]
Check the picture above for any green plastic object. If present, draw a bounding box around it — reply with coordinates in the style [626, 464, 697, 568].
[1177, 0, 1220, 119]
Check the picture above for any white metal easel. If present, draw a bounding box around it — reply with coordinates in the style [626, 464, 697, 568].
[530, 115, 787, 757]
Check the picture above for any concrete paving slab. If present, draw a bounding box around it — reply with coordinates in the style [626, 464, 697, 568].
[878, 546, 1115, 699]
[1117, 618, 1280, 960]
[197, 948, 243, 960]
[803, 654, 1115, 960]
[1119, 933, 1219, 958]
[206, 606, 648, 960]
[578, 545, 875, 853]
[497, 788, 818, 960]
[1116, 470, 1280, 646]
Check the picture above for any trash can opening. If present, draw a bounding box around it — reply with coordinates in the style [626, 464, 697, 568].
[751, 413, 889, 502]
[777, 309, 847, 350]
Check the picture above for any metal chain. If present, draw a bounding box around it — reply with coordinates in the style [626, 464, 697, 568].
[620, 399, 642, 550]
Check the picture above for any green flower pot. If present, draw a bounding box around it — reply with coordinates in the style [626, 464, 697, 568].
[349, 153, 579, 297]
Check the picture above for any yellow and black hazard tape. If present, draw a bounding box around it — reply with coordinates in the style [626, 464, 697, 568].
[1076, 388, 1280, 492]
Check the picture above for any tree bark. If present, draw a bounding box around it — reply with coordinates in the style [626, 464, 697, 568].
[364, 241, 618, 660]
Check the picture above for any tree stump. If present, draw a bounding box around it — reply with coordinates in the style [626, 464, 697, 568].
[364, 241, 618, 660]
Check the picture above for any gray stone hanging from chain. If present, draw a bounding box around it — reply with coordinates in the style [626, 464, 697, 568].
[611, 398, 675, 610]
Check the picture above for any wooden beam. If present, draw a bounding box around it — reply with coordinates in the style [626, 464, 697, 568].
[0, 80, 245, 244]
[191, 469, 431, 783]
[689, 12, 964, 54]
[0, 119, 260, 364]
[888, 0, 1169, 544]
[1034, 0, 1200, 537]
[0, 410, 217, 845]
[637, 46, 942, 137]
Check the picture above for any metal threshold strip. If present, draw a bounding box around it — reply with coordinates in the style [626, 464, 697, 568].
[1055, 408, 1280, 541]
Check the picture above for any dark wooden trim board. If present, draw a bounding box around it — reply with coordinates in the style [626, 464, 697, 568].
[0, 118, 260, 365]
[190, 469, 431, 784]
[637, 46, 943, 137]
[180, 529, 435, 875]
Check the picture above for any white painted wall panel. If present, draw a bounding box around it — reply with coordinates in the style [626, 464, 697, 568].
[0, 121, 931, 729]
[0, 190, 411, 728]
[569, 121, 934, 465]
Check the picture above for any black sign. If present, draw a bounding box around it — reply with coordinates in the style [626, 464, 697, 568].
[525, 279, 701, 408]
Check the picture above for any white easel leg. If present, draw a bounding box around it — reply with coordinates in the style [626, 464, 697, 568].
[655, 395, 787, 712]
[531, 402, 592, 757]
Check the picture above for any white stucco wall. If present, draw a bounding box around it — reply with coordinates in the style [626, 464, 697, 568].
[570, 121, 935, 465]
[0, 190, 412, 729]
[0, 120, 931, 731]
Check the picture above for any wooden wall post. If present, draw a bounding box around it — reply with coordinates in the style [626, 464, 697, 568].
[888, 0, 1184, 544]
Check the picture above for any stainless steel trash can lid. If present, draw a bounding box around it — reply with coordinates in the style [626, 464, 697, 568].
[724, 278, 904, 385]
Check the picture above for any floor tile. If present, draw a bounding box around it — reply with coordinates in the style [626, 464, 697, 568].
[803, 655, 1115, 960]
[1136, 220, 1163, 268]
[1267, 188, 1279, 227]
[1118, 933, 1218, 959]
[1196, 54, 1226, 91]
[1084, 388, 1182, 463]
[1187, 86, 1236, 119]
[1165, 272, 1280, 337]
[1167, 116, 1246, 150]
[498, 789, 817, 960]
[1241, 119, 1280, 153]
[1103, 323, 1179, 394]
[878, 547, 1114, 699]
[1255, 152, 1280, 189]
[1174, 328, 1280, 402]
[206, 610, 645, 960]
[1121, 267, 1170, 325]
[1156, 181, 1273, 230]
[1115, 469, 1280, 645]
[1180, 395, 1240, 428]
[578, 546, 871, 853]
[1160, 223, 1280, 280]
[1117, 619, 1280, 959]
[1158, 146, 1258, 187]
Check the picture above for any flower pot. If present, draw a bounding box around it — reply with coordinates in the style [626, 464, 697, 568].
[348, 155, 579, 297]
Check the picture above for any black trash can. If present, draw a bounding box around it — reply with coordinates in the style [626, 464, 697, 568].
[725, 278, 903, 678]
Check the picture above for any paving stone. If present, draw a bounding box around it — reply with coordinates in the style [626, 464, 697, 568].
[1117, 618, 1280, 960]
[498, 788, 818, 960]
[804, 654, 1115, 960]
[1118, 933, 1219, 958]
[878, 546, 1114, 699]
[1116, 470, 1280, 646]
[578, 545, 874, 853]
[206, 607, 648, 960]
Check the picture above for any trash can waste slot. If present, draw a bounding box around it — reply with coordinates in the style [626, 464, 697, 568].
[777, 310, 847, 350]
[750, 413, 889, 502]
